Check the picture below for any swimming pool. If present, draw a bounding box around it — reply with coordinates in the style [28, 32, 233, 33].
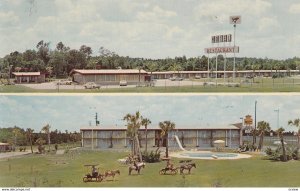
[171, 151, 251, 160]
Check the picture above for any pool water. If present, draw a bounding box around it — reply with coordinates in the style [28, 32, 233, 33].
[180, 152, 238, 158]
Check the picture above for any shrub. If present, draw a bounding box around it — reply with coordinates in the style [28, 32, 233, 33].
[142, 148, 161, 163]
[265, 147, 272, 155]
[292, 147, 299, 160]
[265, 146, 299, 161]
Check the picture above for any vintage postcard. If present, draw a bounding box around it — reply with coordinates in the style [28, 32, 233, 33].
[0, 0, 300, 190]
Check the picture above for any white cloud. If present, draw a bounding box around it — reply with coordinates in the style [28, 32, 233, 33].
[194, 0, 272, 24]
[137, 5, 177, 23]
[0, 11, 19, 26]
[257, 17, 280, 32]
[289, 3, 300, 14]
[0, 1, 300, 59]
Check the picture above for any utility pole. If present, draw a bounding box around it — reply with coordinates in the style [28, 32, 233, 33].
[95, 112, 100, 126]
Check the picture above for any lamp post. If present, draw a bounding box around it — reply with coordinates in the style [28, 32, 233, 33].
[89, 106, 99, 150]
[240, 117, 244, 146]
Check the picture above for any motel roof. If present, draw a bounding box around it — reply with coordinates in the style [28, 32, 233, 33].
[80, 124, 240, 131]
[71, 69, 148, 75]
[0, 142, 10, 146]
[12, 72, 41, 76]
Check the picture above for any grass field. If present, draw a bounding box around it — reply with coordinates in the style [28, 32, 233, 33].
[0, 150, 299, 187]
[2, 77, 300, 93]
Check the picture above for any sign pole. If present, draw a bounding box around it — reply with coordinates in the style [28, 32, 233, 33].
[233, 23, 236, 81]
[208, 54, 210, 80]
[230, 16, 241, 81]
[215, 53, 218, 86]
[224, 53, 227, 84]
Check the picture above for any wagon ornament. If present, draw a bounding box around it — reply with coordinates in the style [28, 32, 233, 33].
[82, 164, 105, 182]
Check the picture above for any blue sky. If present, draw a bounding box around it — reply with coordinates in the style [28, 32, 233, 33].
[1, 0, 300, 59]
[0, 94, 299, 132]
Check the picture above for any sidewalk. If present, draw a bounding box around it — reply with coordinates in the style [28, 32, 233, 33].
[0, 151, 32, 159]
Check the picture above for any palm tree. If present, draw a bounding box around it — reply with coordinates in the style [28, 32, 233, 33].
[35, 137, 46, 154]
[169, 63, 182, 78]
[276, 127, 287, 162]
[288, 118, 300, 146]
[123, 111, 143, 162]
[141, 117, 151, 152]
[26, 128, 34, 153]
[12, 127, 22, 147]
[42, 124, 51, 151]
[159, 120, 175, 158]
[257, 121, 271, 150]
[147, 62, 157, 83]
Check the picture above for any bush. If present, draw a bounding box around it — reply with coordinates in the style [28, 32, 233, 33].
[292, 147, 299, 160]
[142, 149, 161, 163]
[265, 146, 299, 161]
[265, 147, 272, 155]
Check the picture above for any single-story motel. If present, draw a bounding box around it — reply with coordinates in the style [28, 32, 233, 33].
[11, 69, 300, 84]
[80, 123, 242, 150]
[0, 142, 12, 152]
[12, 72, 45, 83]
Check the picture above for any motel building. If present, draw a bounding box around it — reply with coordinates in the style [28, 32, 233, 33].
[69, 69, 299, 85]
[70, 69, 149, 85]
[151, 70, 300, 80]
[80, 123, 242, 150]
[12, 72, 45, 84]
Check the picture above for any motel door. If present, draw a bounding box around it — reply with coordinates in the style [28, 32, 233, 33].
[155, 130, 166, 147]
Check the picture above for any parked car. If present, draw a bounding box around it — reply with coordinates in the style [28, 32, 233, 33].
[195, 75, 201, 79]
[57, 79, 73, 85]
[119, 80, 127, 86]
[83, 82, 101, 89]
[169, 77, 183, 81]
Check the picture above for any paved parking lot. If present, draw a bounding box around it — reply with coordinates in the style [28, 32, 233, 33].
[154, 79, 204, 87]
[19, 79, 205, 90]
[21, 82, 85, 90]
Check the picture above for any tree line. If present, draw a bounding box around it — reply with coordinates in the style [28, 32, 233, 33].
[0, 125, 81, 153]
[1, 40, 300, 79]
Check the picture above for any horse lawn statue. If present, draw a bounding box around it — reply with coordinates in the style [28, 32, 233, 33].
[159, 166, 179, 175]
[128, 162, 145, 175]
[179, 163, 196, 174]
[104, 169, 120, 181]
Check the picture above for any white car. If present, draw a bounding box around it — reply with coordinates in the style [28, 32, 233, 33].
[170, 77, 183, 81]
[57, 80, 73, 85]
[119, 80, 127, 86]
[83, 82, 101, 89]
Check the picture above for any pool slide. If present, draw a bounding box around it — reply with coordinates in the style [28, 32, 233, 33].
[173, 135, 186, 151]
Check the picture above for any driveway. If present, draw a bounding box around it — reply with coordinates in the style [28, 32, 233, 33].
[0, 151, 32, 159]
[21, 82, 85, 90]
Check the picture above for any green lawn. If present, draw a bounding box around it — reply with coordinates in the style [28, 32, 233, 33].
[0, 150, 299, 187]
[3, 84, 300, 93]
[2, 77, 300, 93]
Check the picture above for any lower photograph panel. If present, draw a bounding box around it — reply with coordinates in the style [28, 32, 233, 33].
[0, 94, 299, 187]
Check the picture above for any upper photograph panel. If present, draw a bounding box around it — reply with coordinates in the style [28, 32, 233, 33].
[1, 0, 300, 93]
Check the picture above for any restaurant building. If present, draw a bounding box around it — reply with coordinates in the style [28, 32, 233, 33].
[70, 69, 148, 85]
